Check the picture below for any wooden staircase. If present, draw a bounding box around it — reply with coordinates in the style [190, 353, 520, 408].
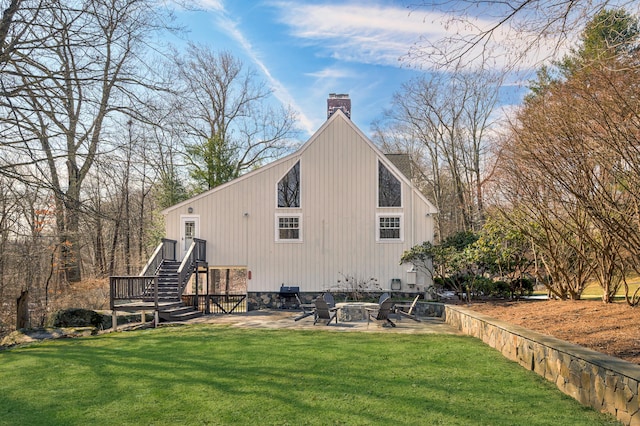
[110, 238, 206, 326]
[156, 261, 203, 322]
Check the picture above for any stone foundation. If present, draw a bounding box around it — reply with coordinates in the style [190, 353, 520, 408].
[437, 303, 640, 426]
[246, 292, 318, 311]
[246, 292, 428, 311]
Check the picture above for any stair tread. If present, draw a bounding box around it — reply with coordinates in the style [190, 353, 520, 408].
[151, 259, 202, 322]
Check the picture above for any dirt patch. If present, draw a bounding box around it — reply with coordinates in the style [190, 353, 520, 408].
[461, 299, 640, 365]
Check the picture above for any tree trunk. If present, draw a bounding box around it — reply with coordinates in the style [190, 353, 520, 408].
[16, 289, 28, 329]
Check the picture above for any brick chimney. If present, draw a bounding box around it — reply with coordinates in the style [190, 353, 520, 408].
[327, 93, 351, 119]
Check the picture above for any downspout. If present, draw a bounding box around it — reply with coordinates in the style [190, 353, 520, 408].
[410, 176, 415, 248]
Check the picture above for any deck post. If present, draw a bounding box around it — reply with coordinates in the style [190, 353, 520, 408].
[141, 310, 146, 324]
[154, 276, 159, 328]
[205, 267, 210, 314]
[112, 310, 118, 331]
[195, 266, 199, 309]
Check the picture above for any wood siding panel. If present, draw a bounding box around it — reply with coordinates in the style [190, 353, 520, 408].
[164, 112, 435, 293]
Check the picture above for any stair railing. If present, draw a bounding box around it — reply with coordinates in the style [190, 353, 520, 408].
[140, 238, 177, 276]
[109, 275, 159, 310]
[177, 238, 207, 296]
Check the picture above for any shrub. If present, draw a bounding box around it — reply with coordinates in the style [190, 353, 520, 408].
[510, 278, 534, 298]
[50, 308, 105, 328]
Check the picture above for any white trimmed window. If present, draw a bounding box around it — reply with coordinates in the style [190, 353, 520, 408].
[277, 161, 300, 208]
[276, 214, 302, 242]
[377, 214, 403, 241]
[378, 160, 402, 207]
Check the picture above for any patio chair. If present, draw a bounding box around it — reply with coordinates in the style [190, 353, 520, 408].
[378, 292, 390, 304]
[294, 294, 315, 321]
[323, 292, 336, 308]
[314, 297, 338, 325]
[394, 294, 421, 322]
[366, 295, 396, 327]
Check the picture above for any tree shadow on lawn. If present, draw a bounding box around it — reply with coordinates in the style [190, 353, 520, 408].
[0, 326, 619, 425]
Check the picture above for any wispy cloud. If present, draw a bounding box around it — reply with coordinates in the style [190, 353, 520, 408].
[270, 1, 564, 71]
[190, 0, 224, 11]
[305, 66, 359, 80]
[270, 1, 446, 67]
[207, 3, 316, 135]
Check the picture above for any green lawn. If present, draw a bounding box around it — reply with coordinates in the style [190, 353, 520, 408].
[532, 279, 640, 300]
[0, 325, 618, 425]
[581, 279, 640, 300]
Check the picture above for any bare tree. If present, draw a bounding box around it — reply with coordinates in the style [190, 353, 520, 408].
[494, 146, 595, 300]
[373, 69, 501, 238]
[496, 46, 640, 303]
[407, 0, 639, 69]
[169, 43, 299, 191]
[0, 0, 23, 65]
[0, 0, 170, 282]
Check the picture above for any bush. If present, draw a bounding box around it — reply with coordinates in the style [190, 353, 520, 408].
[510, 278, 534, 298]
[470, 275, 495, 297]
[50, 308, 105, 328]
[485, 280, 511, 298]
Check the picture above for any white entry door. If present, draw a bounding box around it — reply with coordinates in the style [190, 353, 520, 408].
[180, 215, 200, 259]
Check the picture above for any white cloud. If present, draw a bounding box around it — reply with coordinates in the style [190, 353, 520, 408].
[209, 4, 316, 135]
[271, 1, 443, 67]
[270, 1, 566, 72]
[191, 0, 224, 11]
[305, 66, 359, 80]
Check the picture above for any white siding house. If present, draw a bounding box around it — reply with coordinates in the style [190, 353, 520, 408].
[162, 108, 436, 306]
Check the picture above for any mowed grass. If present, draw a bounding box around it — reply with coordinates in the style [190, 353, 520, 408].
[581, 278, 640, 300]
[0, 326, 618, 425]
[532, 278, 640, 300]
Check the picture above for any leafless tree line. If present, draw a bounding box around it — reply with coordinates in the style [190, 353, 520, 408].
[373, 68, 502, 240]
[387, 3, 640, 303]
[496, 54, 640, 302]
[0, 0, 297, 334]
[491, 8, 640, 302]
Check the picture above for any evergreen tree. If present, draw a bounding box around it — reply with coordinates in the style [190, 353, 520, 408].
[186, 134, 238, 191]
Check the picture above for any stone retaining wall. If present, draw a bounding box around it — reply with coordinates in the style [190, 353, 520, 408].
[247, 292, 429, 311]
[437, 303, 640, 425]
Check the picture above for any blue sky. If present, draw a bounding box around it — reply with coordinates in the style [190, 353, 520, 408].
[170, 0, 533, 138]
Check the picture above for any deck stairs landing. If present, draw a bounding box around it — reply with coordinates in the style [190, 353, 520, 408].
[110, 238, 207, 325]
[156, 260, 203, 322]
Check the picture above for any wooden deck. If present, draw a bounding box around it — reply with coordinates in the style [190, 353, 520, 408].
[111, 301, 182, 313]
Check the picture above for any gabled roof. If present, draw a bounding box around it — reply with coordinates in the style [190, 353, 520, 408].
[162, 109, 437, 214]
[385, 154, 413, 180]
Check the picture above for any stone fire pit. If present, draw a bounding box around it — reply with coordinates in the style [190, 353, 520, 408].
[335, 302, 379, 322]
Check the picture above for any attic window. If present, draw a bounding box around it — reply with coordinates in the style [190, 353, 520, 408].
[378, 161, 401, 207]
[278, 161, 300, 208]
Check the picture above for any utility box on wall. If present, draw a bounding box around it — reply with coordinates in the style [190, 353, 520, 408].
[407, 270, 417, 286]
[391, 278, 401, 290]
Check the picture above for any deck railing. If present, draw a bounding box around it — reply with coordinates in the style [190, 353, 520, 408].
[140, 239, 177, 276]
[177, 238, 207, 295]
[109, 275, 158, 310]
[182, 294, 247, 314]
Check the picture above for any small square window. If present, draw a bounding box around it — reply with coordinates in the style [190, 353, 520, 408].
[276, 214, 302, 242]
[377, 214, 402, 241]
